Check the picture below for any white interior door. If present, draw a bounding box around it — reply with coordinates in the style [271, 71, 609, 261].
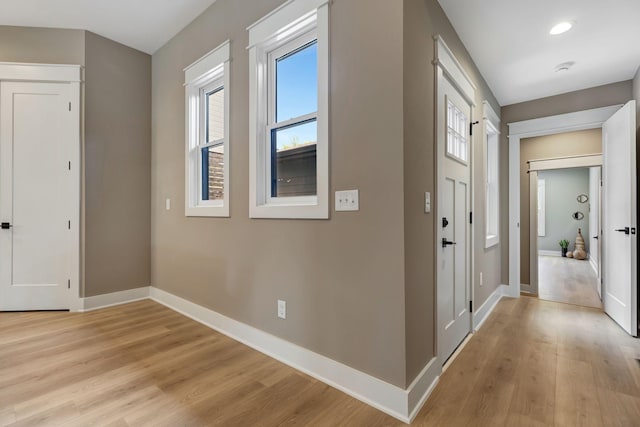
[602, 100, 637, 336]
[0, 81, 76, 311]
[437, 73, 472, 362]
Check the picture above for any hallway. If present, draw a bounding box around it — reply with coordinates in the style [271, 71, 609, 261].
[419, 297, 640, 426]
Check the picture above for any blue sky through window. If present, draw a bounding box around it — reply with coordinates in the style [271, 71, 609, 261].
[275, 41, 317, 148]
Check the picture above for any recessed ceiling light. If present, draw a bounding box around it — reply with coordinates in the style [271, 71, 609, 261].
[550, 21, 573, 35]
[555, 61, 575, 72]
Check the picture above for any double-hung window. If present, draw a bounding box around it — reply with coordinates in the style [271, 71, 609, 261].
[483, 101, 500, 248]
[185, 41, 230, 217]
[249, 0, 329, 219]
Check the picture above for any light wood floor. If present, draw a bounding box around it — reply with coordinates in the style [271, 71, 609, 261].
[538, 255, 603, 309]
[1, 297, 639, 426]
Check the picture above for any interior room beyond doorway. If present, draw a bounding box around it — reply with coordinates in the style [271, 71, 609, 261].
[536, 167, 602, 309]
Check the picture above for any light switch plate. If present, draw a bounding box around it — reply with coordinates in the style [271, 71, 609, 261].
[425, 192, 431, 213]
[165, 198, 171, 210]
[335, 190, 359, 211]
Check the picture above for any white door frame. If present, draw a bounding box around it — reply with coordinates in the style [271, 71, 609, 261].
[527, 155, 603, 296]
[0, 62, 82, 311]
[508, 105, 622, 297]
[434, 35, 476, 363]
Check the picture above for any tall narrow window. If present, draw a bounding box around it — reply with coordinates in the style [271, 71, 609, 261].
[484, 101, 500, 248]
[249, 0, 329, 219]
[185, 41, 230, 217]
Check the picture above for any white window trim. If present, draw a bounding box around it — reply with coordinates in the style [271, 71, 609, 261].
[184, 40, 231, 217]
[248, 0, 329, 219]
[483, 101, 500, 248]
[537, 178, 546, 237]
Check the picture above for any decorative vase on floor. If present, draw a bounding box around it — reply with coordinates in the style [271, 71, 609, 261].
[573, 228, 587, 260]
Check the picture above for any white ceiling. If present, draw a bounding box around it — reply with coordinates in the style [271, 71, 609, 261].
[438, 0, 640, 106]
[0, 0, 218, 54]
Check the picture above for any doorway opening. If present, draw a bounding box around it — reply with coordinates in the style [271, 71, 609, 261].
[535, 166, 602, 309]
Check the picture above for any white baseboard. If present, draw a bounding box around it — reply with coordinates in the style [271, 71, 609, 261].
[473, 284, 507, 332]
[80, 286, 150, 312]
[538, 250, 561, 257]
[407, 357, 440, 422]
[149, 286, 438, 423]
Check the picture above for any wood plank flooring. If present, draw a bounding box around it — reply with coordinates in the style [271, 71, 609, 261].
[1, 297, 639, 426]
[538, 255, 602, 309]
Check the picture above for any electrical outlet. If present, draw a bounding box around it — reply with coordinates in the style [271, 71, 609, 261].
[480, 272, 483, 287]
[277, 300, 286, 319]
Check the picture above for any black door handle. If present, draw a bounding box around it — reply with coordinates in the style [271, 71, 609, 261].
[1, 222, 11, 230]
[615, 227, 630, 235]
[592, 236, 598, 239]
[442, 238, 456, 248]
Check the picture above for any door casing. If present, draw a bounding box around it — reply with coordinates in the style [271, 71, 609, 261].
[0, 62, 82, 311]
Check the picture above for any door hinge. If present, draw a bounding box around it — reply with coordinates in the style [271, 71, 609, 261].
[470, 300, 473, 312]
[470, 211, 473, 224]
[68, 161, 71, 170]
[68, 279, 71, 289]
[68, 102, 71, 111]
[469, 120, 479, 136]
[68, 220, 71, 230]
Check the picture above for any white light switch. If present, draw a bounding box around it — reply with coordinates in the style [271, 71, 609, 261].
[335, 190, 359, 211]
[425, 192, 431, 213]
[165, 198, 171, 210]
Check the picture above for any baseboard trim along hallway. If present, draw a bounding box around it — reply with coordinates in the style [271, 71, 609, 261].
[79, 285, 440, 422]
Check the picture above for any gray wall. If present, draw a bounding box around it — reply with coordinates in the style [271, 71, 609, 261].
[403, 0, 501, 385]
[0, 26, 151, 298]
[519, 129, 601, 284]
[538, 168, 590, 254]
[84, 32, 151, 297]
[152, 0, 407, 387]
[501, 81, 633, 285]
[0, 26, 85, 65]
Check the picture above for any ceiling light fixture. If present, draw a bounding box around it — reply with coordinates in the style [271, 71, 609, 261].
[555, 61, 575, 73]
[550, 21, 573, 35]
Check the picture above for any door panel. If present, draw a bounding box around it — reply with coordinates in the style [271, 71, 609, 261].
[437, 72, 472, 362]
[0, 82, 75, 310]
[602, 100, 637, 336]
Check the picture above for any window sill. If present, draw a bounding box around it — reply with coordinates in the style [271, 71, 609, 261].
[250, 200, 328, 219]
[485, 235, 499, 249]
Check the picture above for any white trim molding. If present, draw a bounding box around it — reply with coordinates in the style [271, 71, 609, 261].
[507, 104, 621, 297]
[80, 287, 150, 312]
[433, 36, 476, 106]
[0, 62, 82, 83]
[148, 286, 438, 423]
[538, 250, 562, 257]
[472, 284, 508, 332]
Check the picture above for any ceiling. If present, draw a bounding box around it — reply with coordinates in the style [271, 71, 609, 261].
[0, 0, 217, 54]
[438, 0, 640, 106]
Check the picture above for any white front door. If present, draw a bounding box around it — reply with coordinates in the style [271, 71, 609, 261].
[437, 72, 472, 362]
[602, 100, 637, 336]
[0, 81, 76, 311]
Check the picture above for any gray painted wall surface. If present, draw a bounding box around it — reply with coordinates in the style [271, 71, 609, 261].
[151, 0, 407, 387]
[538, 168, 590, 254]
[84, 32, 151, 297]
